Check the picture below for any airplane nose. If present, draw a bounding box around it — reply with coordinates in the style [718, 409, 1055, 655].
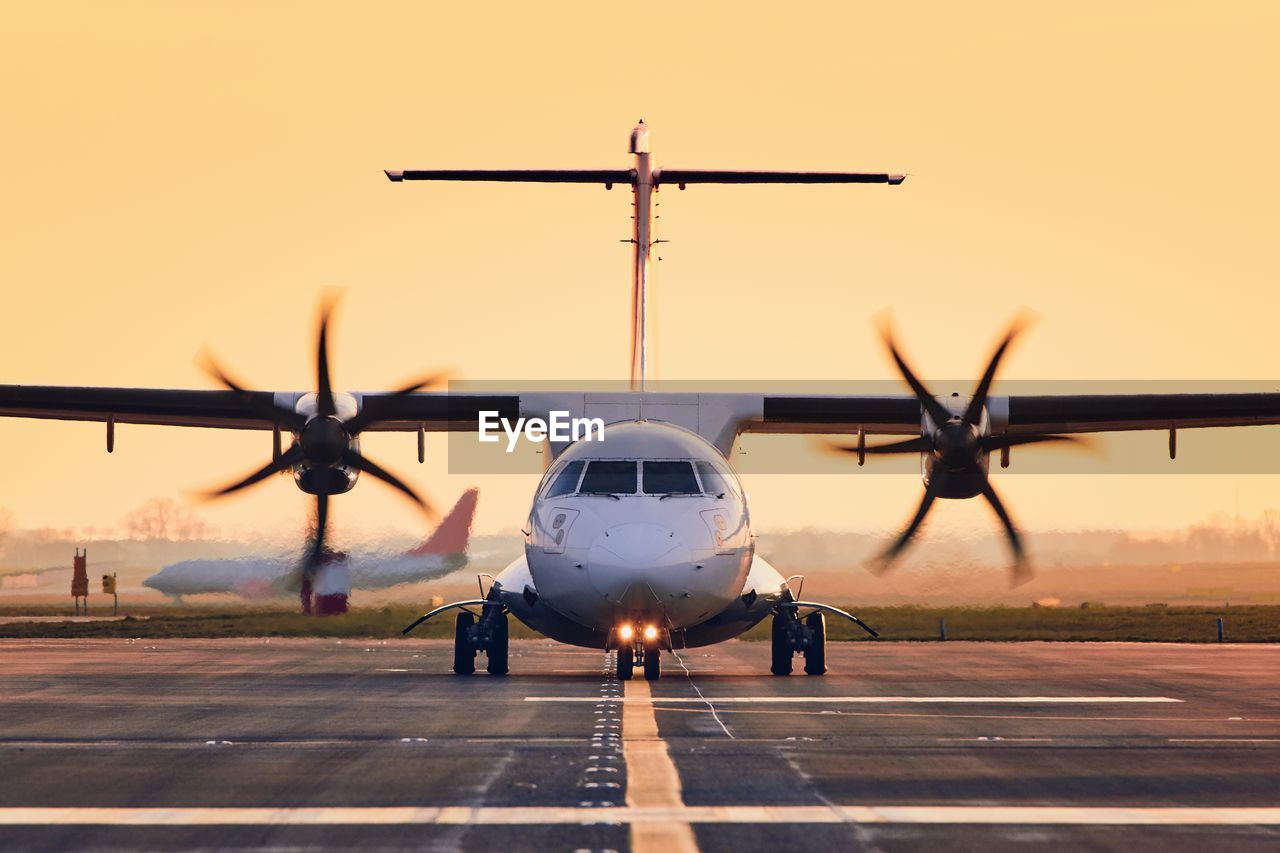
[587, 523, 690, 611]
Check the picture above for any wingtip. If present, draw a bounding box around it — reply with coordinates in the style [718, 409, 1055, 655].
[888, 174, 906, 185]
[384, 169, 404, 182]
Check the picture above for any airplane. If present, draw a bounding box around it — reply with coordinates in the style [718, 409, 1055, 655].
[142, 488, 478, 614]
[3, 122, 1280, 681]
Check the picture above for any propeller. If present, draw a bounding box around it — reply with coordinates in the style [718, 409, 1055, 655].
[198, 294, 447, 584]
[829, 317, 1084, 586]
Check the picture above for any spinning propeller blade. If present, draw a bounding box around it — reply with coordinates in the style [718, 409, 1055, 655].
[315, 296, 338, 418]
[978, 474, 1031, 587]
[848, 317, 1086, 585]
[302, 492, 330, 580]
[873, 472, 944, 573]
[342, 370, 450, 435]
[196, 295, 447, 589]
[878, 319, 951, 428]
[342, 449, 439, 521]
[203, 444, 305, 499]
[962, 316, 1029, 427]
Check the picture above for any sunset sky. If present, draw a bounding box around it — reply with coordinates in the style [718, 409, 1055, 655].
[2, 2, 1278, 545]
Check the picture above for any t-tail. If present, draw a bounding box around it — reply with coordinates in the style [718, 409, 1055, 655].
[386, 124, 904, 390]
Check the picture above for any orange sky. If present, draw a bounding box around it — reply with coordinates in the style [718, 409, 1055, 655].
[2, 2, 1278, 544]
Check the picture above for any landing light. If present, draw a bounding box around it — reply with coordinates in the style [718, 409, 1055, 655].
[618, 624, 634, 641]
[643, 625, 658, 641]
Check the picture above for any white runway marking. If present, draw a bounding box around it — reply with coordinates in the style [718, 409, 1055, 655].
[1168, 738, 1280, 744]
[527, 695, 1184, 705]
[2, 806, 1279, 826]
[936, 732, 1054, 737]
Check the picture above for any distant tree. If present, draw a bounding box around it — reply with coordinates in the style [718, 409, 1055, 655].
[121, 498, 211, 541]
[0, 507, 12, 553]
[1261, 510, 1280, 560]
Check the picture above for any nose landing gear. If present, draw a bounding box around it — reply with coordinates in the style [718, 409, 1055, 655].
[643, 639, 662, 681]
[611, 624, 664, 681]
[617, 644, 635, 681]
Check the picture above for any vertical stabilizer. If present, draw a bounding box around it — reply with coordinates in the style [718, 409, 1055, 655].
[629, 120, 655, 391]
[409, 488, 479, 556]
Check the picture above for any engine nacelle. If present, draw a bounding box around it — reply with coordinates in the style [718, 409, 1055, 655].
[295, 463, 359, 496]
[920, 393, 991, 498]
[289, 392, 363, 495]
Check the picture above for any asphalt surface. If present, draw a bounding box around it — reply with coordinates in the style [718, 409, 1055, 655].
[0, 638, 1277, 851]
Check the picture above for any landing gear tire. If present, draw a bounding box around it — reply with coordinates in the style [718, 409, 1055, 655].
[771, 613, 793, 676]
[486, 612, 509, 676]
[616, 646, 635, 681]
[643, 642, 662, 681]
[803, 611, 827, 676]
[453, 611, 476, 675]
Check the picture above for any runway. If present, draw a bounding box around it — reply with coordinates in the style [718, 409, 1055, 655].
[0, 639, 1277, 851]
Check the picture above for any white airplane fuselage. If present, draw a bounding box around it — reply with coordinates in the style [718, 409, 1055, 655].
[493, 420, 788, 649]
[383, 121, 904, 653]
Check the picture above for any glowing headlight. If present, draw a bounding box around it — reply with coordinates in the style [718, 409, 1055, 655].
[643, 625, 658, 641]
[618, 624, 634, 641]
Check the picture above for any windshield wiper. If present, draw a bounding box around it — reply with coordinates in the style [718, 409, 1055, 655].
[581, 491, 622, 500]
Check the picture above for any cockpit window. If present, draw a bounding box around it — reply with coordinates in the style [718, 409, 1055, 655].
[696, 461, 736, 497]
[545, 460, 584, 498]
[579, 460, 638, 494]
[642, 461, 700, 495]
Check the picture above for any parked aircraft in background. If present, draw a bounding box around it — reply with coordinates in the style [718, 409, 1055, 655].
[144, 489, 477, 614]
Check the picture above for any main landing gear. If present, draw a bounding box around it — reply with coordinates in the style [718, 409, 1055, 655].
[769, 598, 878, 675]
[613, 624, 663, 681]
[453, 601, 509, 676]
[771, 609, 826, 676]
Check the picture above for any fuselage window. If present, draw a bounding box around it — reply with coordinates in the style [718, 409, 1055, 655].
[642, 461, 700, 495]
[696, 461, 735, 497]
[579, 460, 638, 495]
[545, 460, 585, 498]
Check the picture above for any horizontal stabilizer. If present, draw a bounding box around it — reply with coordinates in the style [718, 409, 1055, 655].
[385, 169, 634, 185]
[655, 169, 905, 186]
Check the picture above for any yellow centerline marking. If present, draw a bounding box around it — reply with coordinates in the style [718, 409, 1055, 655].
[623, 677, 699, 852]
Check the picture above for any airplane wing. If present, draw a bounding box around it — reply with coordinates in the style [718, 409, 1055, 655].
[0, 387, 276, 430]
[1003, 394, 1280, 434]
[0, 386, 520, 432]
[751, 395, 922, 435]
[746, 392, 1280, 436]
[3, 387, 1280, 439]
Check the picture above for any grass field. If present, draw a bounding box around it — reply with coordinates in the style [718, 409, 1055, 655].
[0, 603, 1275, 642]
